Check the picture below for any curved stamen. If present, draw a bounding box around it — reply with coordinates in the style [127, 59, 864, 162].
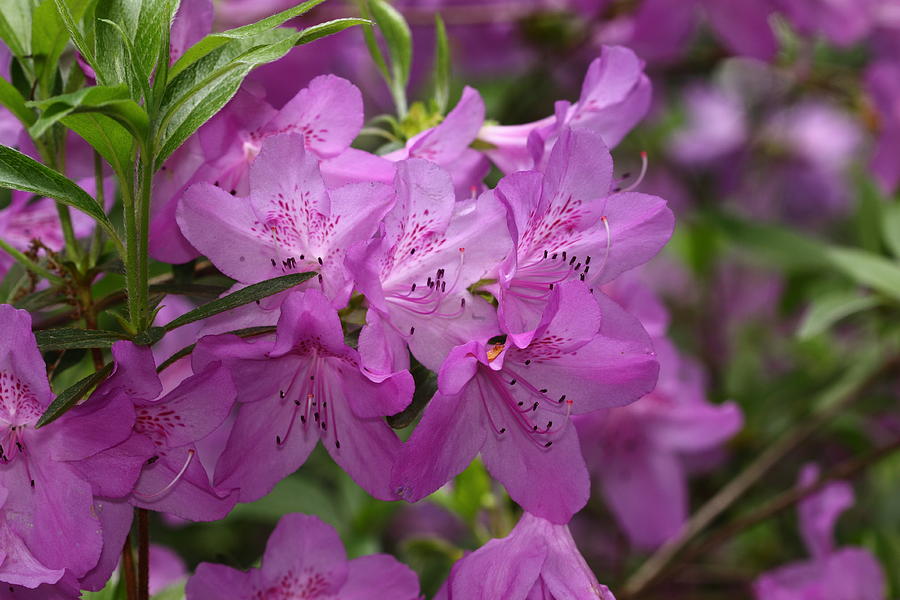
[133, 449, 196, 501]
[620, 151, 648, 193]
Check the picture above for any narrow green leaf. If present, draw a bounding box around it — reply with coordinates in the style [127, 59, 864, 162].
[855, 173, 883, 254]
[797, 291, 881, 340]
[358, 2, 389, 81]
[0, 145, 118, 240]
[0, 75, 36, 125]
[295, 17, 370, 46]
[368, 0, 412, 86]
[28, 85, 149, 140]
[882, 202, 900, 260]
[432, 13, 450, 113]
[169, 0, 326, 81]
[60, 111, 135, 180]
[35, 327, 129, 350]
[36, 362, 113, 428]
[52, 0, 95, 68]
[156, 28, 299, 165]
[827, 246, 900, 303]
[162, 272, 316, 331]
[93, 0, 171, 97]
[0, 0, 38, 59]
[714, 213, 830, 271]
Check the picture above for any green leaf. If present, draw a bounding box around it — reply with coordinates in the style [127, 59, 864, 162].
[0, 0, 38, 59]
[28, 84, 149, 140]
[0, 145, 119, 240]
[155, 28, 299, 165]
[368, 0, 412, 87]
[796, 290, 881, 340]
[35, 327, 128, 350]
[882, 202, 900, 260]
[0, 74, 36, 125]
[93, 0, 175, 97]
[827, 246, 900, 303]
[60, 111, 135, 179]
[162, 272, 316, 331]
[855, 173, 884, 254]
[432, 13, 450, 113]
[169, 0, 326, 81]
[36, 361, 113, 427]
[51, 0, 95, 69]
[31, 0, 91, 95]
[714, 213, 830, 271]
[294, 17, 370, 46]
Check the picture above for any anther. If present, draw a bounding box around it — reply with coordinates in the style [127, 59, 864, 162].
[544, 441, 553, 448]
[410, 326, 415, 335]
[279, 390, 285, 398]
[317, 257, 323, 265]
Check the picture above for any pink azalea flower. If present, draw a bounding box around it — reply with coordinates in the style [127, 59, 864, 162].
[575, 277, 743, 549]
[494, 126, 673, 348]
[866, 61, 900, 193]
[479, 46, 651, 174]
[153, 75, 384, 264]
[753, 464, 887, 599]
[177, 133, 396, 307]
[186, 513, 421, 600]
[346, 158, 511, 373]
[78, 342, 239, 521]
[0, 306, 136, 590]
[436, 511, 616, 600]
[193, 289, 413, 502]
[391, 281, 658, 524]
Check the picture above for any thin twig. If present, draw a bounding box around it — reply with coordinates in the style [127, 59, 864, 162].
[683, 435, 900, 566]
[623, 349, 896, 597]
[121, 533, 137, 600]
[137, 508, 149, 600]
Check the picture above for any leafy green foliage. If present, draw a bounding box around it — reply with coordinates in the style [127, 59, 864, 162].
[169, 0, 325, 80]
[162, 272, 317, 331]
[28, 85, 149, 139]
[432, 14, 450, 114]
[35, 327, 129, 350]
[0, 145, 119, 240]
[155, 28, 297, 165]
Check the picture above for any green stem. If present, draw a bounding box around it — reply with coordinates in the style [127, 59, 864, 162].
[135, 153, 154, 330]
[87, 151, 106, 270]
[54, 202, 81, 264]
[0, 237, 65, 284]
[121, 169, 141, 330]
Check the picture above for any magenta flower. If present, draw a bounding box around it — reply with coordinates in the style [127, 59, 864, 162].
[177, 132, 395, 306]
[436, 511, 616, 600]
[392, 281, 658, 523]
[346, 158, 511, 372]
[384, 87, 490, 198]
[479, 46, 651, 174]
[194, 289, 413, 501]
[866, 61, 900, 193]
[152, 75, 378, 264]
[576, 338, 742, 549]
[80, 341, 239, 521]
[0, 306, 138, 589]
[186, 513, 420, 600]
[753, 464, 887, 599]
[614, 0, 777, 63]
[494, 127, 673, 348]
